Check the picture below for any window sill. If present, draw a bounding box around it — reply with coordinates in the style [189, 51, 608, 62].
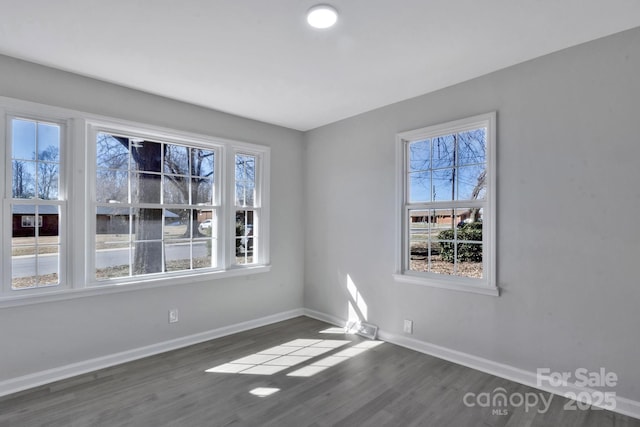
[393, 272, 499, 297]
[0, 265, 271, 308]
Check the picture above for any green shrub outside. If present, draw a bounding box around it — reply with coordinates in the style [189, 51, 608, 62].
[438, 222, 482, 262]
[235, 220, 246, 254]
[199, 219, 245, 256]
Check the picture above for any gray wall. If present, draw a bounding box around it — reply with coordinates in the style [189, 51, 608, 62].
[2, 26, 639, 403]
[304, 27, 640, 401]
[0, 55, 305, 381]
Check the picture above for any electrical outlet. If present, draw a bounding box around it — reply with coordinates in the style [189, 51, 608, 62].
[404, 319, 413, 334]
[169, 309, 179, 324]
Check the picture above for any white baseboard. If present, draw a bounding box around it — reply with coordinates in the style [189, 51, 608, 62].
[615, 396, 640, 421]
[304, 309, 640, 420]
[303, 308, 345, 327]
[0, 308, 304, 398]
[3, 307, 639, 420]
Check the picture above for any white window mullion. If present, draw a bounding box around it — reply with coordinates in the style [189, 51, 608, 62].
[1, 201, 9, 296]
[258, 148, 270, 265]
[403, 206, 411, 272]
[222, 145, 234, 269]
[68, 118, 86, 288]
[0, 110, 8, 295]
[0, 111, 6, 296]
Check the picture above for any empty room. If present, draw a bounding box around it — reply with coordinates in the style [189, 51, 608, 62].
[1, 1, 639, 426]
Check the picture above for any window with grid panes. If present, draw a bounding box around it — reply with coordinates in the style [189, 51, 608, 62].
[396, 112, 497, 295]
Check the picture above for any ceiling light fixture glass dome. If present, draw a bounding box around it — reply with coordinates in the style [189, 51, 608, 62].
[307, 4, 338, 29]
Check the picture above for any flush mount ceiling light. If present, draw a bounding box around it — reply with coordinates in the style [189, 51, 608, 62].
[306, 4, 338, 29]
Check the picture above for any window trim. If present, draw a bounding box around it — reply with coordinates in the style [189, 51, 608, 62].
[2, 110, 71, 297]
[85, 120, 225, 285]
[394, 112, 498, 297]
[231, 148, 270, 267]
[0, 96, 271, 306]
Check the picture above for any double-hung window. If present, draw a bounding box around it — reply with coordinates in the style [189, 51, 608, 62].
[235, 152, 259, 265]
[1, 97, 270, 303]
[396, 112, 497, 296]
[3, 115, 66, 294]
[90, 128, 221, 281]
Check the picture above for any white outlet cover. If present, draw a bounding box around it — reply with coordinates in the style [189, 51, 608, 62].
[404, 320, 413, 333]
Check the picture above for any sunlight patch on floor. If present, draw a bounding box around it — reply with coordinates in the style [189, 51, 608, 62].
[287, 341, 383, 378]
[206, 339, 351, 375]
[319, 327, 350, 334]
[249, 387, 280, 397]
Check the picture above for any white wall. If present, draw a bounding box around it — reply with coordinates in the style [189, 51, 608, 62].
[304, 27, 640, 401]
[0, 55, 305, 381]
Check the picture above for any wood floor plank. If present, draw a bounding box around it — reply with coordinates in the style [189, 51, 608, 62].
[1, 316, 638, 427]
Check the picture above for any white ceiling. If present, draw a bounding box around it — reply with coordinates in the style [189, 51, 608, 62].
[1, 1, 640, 131]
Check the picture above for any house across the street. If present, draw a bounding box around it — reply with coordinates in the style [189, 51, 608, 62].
[12, 206, 181, 236]
[11, 205, 59, 237]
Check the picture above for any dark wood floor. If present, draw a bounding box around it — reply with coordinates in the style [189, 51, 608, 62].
[1, 316, 638, 427]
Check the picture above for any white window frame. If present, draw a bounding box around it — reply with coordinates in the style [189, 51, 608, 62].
[231, 148, 269, 267]
[0, 97, 270, 306]
[394, 112, 498, 296]
[224, 143, 269, 268]
[2, 109, 70, 298]
[85, 121, 227, 285]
